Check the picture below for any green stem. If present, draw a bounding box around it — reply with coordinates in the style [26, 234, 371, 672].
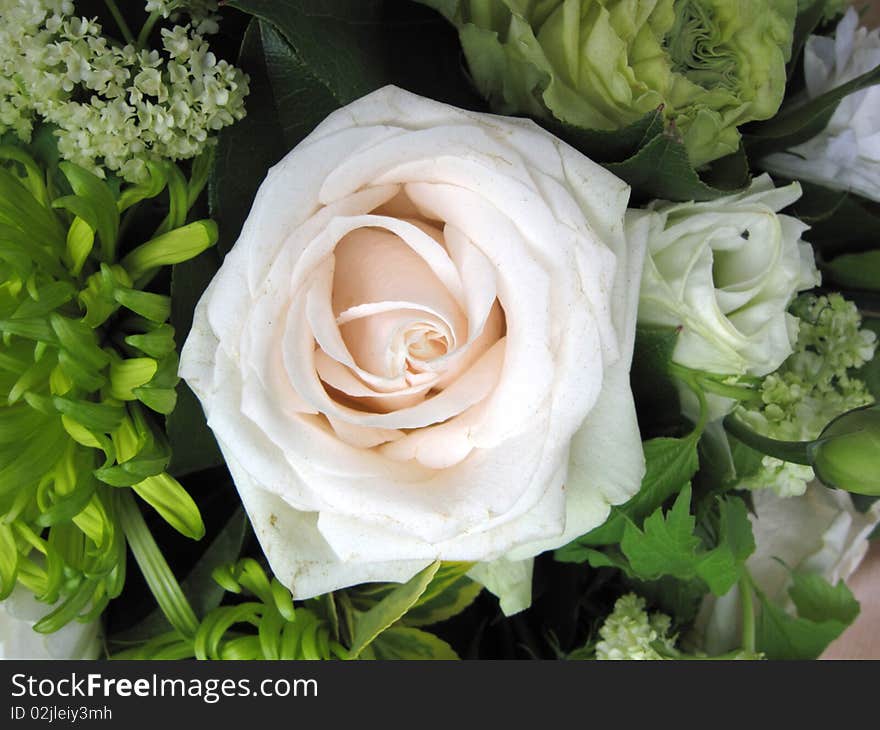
[723, 415, 812, 465]
[739, 573, 756, 655]
[116, 489, 199, 638]
[103, 0, 136, 45]
[137, 10, 162, 49]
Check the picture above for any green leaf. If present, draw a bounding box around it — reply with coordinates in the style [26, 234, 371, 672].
[621, 484, 702, 580]
[789, 182, 880, 259]
[610, 486, 755, 597]
[209, 20, 287, 260]
[629, 325, 682, 434]
[367, 626, 459, 660]
[400, 562, 482, 627]
[756, 572, 860, 660]
[605, 133, 747, 204]
[115, 489, 200, 638]
[822, 250, 880, 292]
[348, 561, 440, 659]
[540, 109, 665, 164]
[788, 0, 827, 80]
[745, 62, 880, 158]
[788, 572, 860, 625]
[115, 509, 249, 643]
[556, 436, 698, 555]
[114, 289, 171, 323]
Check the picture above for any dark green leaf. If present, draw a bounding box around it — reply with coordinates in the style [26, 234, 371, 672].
[823, 250, 880, 292]
[556, 436, 698, 554]
[605, 133, 747, 204]
[745, 63, 880, 158]
[348, 561, 440, 658]
[756, 573, 860, 660]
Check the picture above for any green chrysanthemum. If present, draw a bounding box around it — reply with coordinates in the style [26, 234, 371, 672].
[421, 0, 797, 166]
[0, 146, 215, 630]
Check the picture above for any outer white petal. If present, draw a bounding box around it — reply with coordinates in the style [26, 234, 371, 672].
[221, 440, 432, 599]
[0, 587, 101, 660]
[467, 559, 535, 616]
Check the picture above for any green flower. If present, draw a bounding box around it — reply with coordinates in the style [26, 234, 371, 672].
[0, 146, 214, 629]
[421, 0, 797, 166]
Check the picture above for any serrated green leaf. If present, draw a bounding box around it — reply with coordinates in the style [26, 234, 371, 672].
[348, 561, 440, 659]
[622, 484, 702, 579]
[557, 436, 698, 554]
[605, 133, 747, 204]
[367, 626, 459, 660]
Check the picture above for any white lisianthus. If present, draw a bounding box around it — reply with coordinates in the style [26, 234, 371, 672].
[761, 9, 880, 202]
[0, 587, 102, 660]
[696, 482, 880, 654]
[180, 86, 648, 614]
[633, 175, 819, 407]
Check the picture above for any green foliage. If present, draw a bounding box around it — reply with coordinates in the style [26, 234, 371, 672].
[0, 147, 212, 627]
[557, 436, 699, 556]
[348, 561, 441, 659]
[756, 572, 860, 659]
[114, 559, 347, 660]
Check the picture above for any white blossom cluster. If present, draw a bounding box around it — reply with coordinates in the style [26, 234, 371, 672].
[0, 0, 248, 182]
[595, 594, 677, 660]
[737, 294, 877, 497]
[145, 0, 221, 36]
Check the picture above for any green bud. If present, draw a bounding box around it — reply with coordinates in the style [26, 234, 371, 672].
[811, 405, 880, 496]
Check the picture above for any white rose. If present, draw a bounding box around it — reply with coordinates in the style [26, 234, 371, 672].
[761, 9, 880, 202]
[0, 587, 102, 660]
[633, 174, 819, 379]
[696, 482, 880, 654]
[180, 86, 647, 614]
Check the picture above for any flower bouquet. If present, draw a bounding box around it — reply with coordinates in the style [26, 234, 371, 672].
[1, 0, 879, 662]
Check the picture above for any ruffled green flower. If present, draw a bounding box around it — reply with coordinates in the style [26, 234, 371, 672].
[421, 0, 797, 166]
[0, 147, 215, 629]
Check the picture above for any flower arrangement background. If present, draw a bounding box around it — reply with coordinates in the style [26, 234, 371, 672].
[0, 0, 879, 661]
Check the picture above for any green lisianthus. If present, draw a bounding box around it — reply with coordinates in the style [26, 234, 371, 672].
[421, 0, 797, 166]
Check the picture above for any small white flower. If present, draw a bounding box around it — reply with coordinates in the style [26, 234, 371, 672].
[761, 9, 880, 202]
